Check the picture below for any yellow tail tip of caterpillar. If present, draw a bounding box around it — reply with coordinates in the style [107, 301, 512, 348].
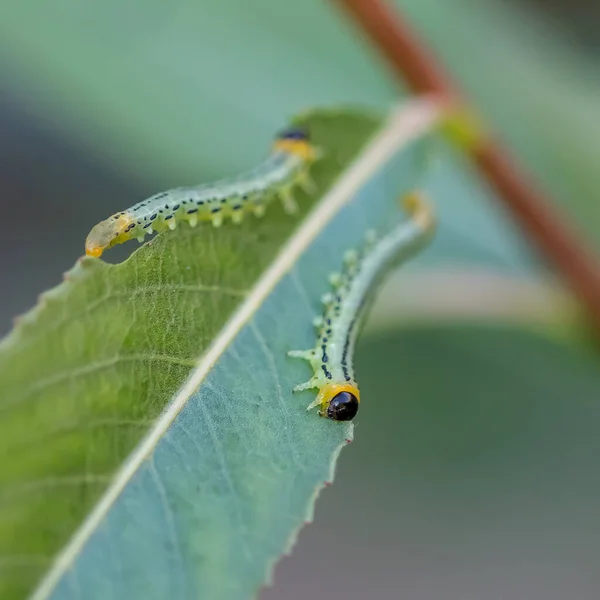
[85, 245, 104, 258]
[85, 213, 134, 258]
[401, 191, 436, 232]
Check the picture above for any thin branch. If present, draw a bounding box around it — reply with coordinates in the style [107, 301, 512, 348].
[331, 0, 600, 332]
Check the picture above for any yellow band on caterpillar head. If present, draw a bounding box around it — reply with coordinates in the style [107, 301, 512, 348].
[273, 138, 316, 162]
[315, 382, 360, 421]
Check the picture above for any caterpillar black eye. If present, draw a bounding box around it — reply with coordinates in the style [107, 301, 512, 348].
[278, 127, 309, 141]
[326, 391, 359, 421]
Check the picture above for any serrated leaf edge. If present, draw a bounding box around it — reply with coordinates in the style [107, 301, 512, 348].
[31, 97, 443, 600]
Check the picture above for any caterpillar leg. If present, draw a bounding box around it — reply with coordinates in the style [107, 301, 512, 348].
[313, 147, 325, 162]
[401, 190, 436, 233]
[343, 249, 359, 266]
[328, 272, 342, 288]
[298, 171, 317, 195]
[212, 214, 224, 227]
[279, 187, 298, 215]
[312, 316, 324, 329]
[321, 292, 334, 306]
[292, 378, 320, 394]
[231, 210, 244, 225]
[364, 229, 378, 247]
[306, 396, 322, 411]
[287, 349, 315, 360]
[288, 349, 321, 401]
[252, 204, 267, 218]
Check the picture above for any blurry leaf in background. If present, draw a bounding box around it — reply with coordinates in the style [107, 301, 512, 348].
[394, 0, 600, 247]
[0, 0, 597, 259]
[0, 0, 563, 335]
[0, 1, 396, 181]
[0, 0, 598, 342]
[365, 268, 582, 346]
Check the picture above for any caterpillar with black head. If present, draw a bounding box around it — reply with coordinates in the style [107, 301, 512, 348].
[288, 191, 436, 421]
[85, 127, 322, 257]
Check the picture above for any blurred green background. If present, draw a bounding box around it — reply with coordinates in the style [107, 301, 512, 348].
[1, 0, 599, 338]
[1, 0, 599, 598]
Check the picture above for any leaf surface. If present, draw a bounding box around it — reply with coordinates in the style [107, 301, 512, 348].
[0, 102, 439, 600]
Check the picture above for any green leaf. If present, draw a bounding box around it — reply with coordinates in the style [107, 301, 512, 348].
[0, 0, 398, 182]
[0, 102, 438, 599]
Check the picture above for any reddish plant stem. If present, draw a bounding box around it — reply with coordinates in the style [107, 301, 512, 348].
[332, 0, 600, 331]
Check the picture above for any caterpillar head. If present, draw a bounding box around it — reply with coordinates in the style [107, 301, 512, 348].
[278, 127, 309, 141]
[85, 213, 134, 257]
[316, 382, 360, 421]
[274, 127, 320, 162]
